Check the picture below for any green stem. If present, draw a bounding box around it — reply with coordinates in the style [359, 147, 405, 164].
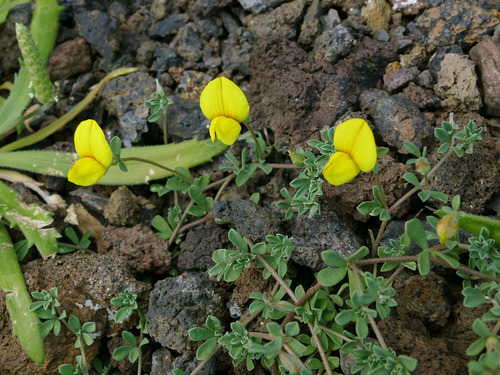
[352, 264, 387, 349]
[162, 106, 168, 145]
[56, 308, 89, 373]
[244, 123, 264, 160]
[318, 325, 354, 343]
[354, 254, 499, 282]
[121, 157, 193, 183]
[167, 200, 194, 247]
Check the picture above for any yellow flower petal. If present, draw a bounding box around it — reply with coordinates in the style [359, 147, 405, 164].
[322, 151, 360, 186]
[334, 118, 377, 172]
[74, 119, 112, 168]
[210, 116, 241, 145]
[68, 157, 108, 186]
[200, 77, 249, 123]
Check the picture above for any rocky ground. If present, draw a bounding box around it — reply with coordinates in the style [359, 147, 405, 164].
[0, 0, 499, 374]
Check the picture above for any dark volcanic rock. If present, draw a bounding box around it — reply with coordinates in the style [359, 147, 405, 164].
[0, 252, 150, 375]
[360, 90, 433, 154]
[146, 274, 224, 352]
[409, 0, 499, 51]
[470, 36, 500, 117]
[75, 10, 119, 59]
[47, 38, 92, 80]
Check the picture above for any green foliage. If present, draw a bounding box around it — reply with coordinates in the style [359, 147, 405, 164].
[0, 223, 45, 364]
[0, 0, 63, 137]
[144, 79, 173, 123]
[276, 128, 338, 218]
[189, 315, 223, 360]
[220, 148, 272, 187]
[151, 205, 182, 241]
[0, 181, 59, 257]
[58, 227, 92, 254]
[357, 186, 391, 222]
[351, 342, 417, 375]
[111, 289, 149, 372]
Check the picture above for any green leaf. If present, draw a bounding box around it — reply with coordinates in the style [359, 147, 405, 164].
[472, 319, 491, 337]
[188, 327, 214, 341]
[0, 138, 228, 185]
[355, 319, 368, 338]
[404, 142, 421, 157]
[467, 338, 488, 357]
[206, 315, 221, 333]
[403, 172, 421, 188]
[113, 345, 133, 361]
[357, 201, 381, 216]
[0, 182, 59, 257]
[462, 287, 487, 307]
[58, 364, 77, 375]
[335, 309, 354, 325]
[68, 315, 81, 331]
[251, 242, 267, 255]
[196, 337, 218, 360]
[285, 321, 300, 337]
[228, 229, 248, 252]
[406, 219, 428, 250]
[348, 246, 369, 262]
[418, 190, 448, 203]
[321, 250, 346, 267]
[122, 330, 137, 346]
[418, 249, 430, 275]
[317, 267, 347, 287]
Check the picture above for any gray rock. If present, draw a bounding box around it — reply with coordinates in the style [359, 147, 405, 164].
[324, 24, 356, 63]
[360, 90, 432, 154]
[402, 82, 441, 110]
[433, 53, 482, 112]
[470, 36, 500, 116]
[150, 348, 174, 375]
[148, 14, 189, 38]
[101, 71, 156, 146]
[428, 45, 463, 79]
[298, 0, 322, 47]
[408, 0, 499, 51]
[195, 16, 224, 41]
[70, 189, 109, 212]
[222, 27, 257, 76]
[179, 223, 229, 272]
[211, 199, 279, 242]
[152, 45, 179, 73]
[322, 8, 341, 30]
[245, 0, 307, 39]
[174, 24, 203, 61]
[383, 66, 420, 93]
[415, 69, 434, 89]
[146, 274, 224, 352]
[237, 0, 287, 13]
[164, 94, 209, 141]
[373, 29, 390, 42]
[75, 10, 118, 59]
[289, 210, 363, 271]
[0, 251, 150, 374]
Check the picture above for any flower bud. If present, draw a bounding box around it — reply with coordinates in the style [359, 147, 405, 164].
[437, 212, 459, 244]
[287, 150, 305, 167]
[415, 157, 430, 175]
[278, 351, 304, 373]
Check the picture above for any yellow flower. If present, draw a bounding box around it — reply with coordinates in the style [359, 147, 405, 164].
[67, 120, 113, 186]
[323, 118, 377, 185]
[200, 77, 250, 145]
[436, 212, 459, 244]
